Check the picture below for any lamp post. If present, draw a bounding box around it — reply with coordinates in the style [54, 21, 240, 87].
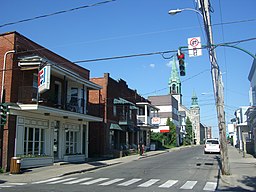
[168, 8, 203, 18]
[169, 2, 230, 175]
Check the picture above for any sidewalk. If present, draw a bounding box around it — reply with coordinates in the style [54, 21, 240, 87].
[0, 148, 170, 183]
[219, 145, 256, 191]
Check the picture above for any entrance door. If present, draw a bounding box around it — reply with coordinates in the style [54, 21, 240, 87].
[53, 121, 60, 160]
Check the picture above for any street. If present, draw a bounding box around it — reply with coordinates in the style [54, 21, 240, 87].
[1, 146, 221, 192]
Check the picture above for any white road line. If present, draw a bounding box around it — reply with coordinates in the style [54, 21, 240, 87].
[48, 178, 77, 184]
[203, 182, 217, 191]
[99, 178, 125, 186]
[138, 179, 160, 187]
[180, 181, 197, 189]
[0, 185, 12, 188]
[32, 177, 62, 184]
[80, 178, 109, 185]
[117, 178, 142, 186]
[64, 178, 93, 184]
[6, 183, 27, 186]
[158, 180, 178, 188]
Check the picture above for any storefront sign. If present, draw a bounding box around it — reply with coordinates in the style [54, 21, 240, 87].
[38, 65, 51, 94]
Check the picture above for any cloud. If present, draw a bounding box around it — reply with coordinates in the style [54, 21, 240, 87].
[149, 63, 155, 68]
[166, 60, 172, 68]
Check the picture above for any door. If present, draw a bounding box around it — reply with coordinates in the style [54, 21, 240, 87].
[53, 121, 60, 160]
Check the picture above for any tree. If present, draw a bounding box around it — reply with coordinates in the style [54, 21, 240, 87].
[166, 117, 176, 146]
[184, 117, 193, 145]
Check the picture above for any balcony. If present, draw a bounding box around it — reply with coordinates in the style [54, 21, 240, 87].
[119, 114, 134, 126]
[137, 115, 159, 129]
[18, 86, 86, 114]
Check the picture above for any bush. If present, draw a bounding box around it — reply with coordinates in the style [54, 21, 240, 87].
[0, 167, 4, 173]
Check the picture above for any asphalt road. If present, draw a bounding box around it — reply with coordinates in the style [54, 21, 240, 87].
[3, 145, 221, 192]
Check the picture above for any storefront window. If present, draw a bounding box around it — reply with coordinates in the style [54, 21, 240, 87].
[24, 127, 45, 155]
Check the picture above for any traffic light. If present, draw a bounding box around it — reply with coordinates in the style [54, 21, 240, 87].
[0, 103, 8, 125]
[177, 52, 185, 76]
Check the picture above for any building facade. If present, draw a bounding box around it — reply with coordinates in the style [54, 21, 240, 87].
[246, 55, 256, 155]
[88, 73, 159, 157]
[0, 32, 102, 171]
[190, 92, 201, 145]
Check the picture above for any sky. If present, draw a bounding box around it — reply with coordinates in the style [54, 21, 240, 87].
[1, 0, 255, 138]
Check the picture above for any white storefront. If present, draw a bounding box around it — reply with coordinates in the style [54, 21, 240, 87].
[11, 105, 101, 168]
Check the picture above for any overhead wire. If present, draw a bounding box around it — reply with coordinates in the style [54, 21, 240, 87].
[0, 0, 116, 28]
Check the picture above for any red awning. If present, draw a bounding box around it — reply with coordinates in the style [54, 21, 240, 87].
[160, 130, 169, 133]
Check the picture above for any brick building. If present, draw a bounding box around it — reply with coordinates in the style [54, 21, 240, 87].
[0, 31, 102, 171]
[88, 73, 159, 157]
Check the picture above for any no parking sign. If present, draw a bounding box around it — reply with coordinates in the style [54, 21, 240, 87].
[188, 37, 202, 57]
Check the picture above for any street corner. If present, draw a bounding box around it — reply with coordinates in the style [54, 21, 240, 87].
[220, 174, 236, 188]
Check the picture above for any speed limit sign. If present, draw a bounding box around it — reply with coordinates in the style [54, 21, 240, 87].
[188, 37, 202, 57]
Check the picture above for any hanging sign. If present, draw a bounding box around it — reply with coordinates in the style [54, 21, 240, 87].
[188, 37, 202, 57]
[38, 65, 51, 94]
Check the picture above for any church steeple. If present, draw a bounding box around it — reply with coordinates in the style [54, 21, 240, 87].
[191, 90, 199, 108]
[168, 58, 181, 95]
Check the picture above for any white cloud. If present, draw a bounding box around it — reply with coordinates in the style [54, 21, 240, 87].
[149, 63, 155, 68]
[166, 60, 172, 68]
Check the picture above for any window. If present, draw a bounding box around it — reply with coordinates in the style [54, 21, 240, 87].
[24, 127, 45, 155]
[65, 130, 78, 154]
[113, 105, 117, 116]
[33, 74, 38, 88]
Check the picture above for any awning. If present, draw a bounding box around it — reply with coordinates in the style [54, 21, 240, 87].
[114, 98, 134, 105]
[110, 123, 123, 131]
[160, 130, 169, 133]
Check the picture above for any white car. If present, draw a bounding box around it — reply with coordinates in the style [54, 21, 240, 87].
[204, 139, 220, 154]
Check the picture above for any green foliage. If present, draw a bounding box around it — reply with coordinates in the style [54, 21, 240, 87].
[150, 117, 177, 148]
[0, 167, 4, 173]
[167, 117, 177, 146]
[184, 117, 193, 145]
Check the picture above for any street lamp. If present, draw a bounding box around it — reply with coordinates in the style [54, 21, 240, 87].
[168, 8, 203, 18]
[169, 2, 230, 175]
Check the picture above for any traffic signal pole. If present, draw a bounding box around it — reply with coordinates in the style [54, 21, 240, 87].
[200, 0, 230, 175]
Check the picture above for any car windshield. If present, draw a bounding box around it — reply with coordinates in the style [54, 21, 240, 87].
[206, 140, 219, 144]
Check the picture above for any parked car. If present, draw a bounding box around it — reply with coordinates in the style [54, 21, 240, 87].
[204, 139, 220, 154]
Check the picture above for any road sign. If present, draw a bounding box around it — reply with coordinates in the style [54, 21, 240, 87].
[188, 37, 202, 57]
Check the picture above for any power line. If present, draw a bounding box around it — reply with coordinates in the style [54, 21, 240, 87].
[0, 0, 116, 28]
[74, 50, 177, 64]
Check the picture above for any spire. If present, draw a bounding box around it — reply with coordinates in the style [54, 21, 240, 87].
[191, 90, 199, 108]
[168, 58, 181, 95]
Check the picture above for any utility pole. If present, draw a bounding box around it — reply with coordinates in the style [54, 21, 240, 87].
[199, 0, 230, 175]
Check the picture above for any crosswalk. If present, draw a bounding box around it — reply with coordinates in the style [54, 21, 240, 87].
[0, 177, 217, 191]
[30, 176, 217, 191]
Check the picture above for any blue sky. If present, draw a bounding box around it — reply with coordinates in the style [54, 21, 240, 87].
[1, 0, 255, 138]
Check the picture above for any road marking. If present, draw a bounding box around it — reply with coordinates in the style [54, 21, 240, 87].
[81, 178, 109, 185]
[118, 178, 142, 186]
[0, 185, 12, 188]
[99, 178, 125, 186]
[203, 182, 217, 191]
[180, 181, 197, 189]
[48, 178, 77, 184]
[32, 177, 62, 184]
[6, 183, 27, 185]
[64, 177, 93, 184]
[138, 179, 160, 187]
[158, 180, 178, 188]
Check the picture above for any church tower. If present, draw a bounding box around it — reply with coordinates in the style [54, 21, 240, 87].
[168, 58, 182, 105]
[190, 91, 201, 145]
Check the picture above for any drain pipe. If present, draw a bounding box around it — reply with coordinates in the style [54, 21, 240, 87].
[1, 50, 15, 103]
